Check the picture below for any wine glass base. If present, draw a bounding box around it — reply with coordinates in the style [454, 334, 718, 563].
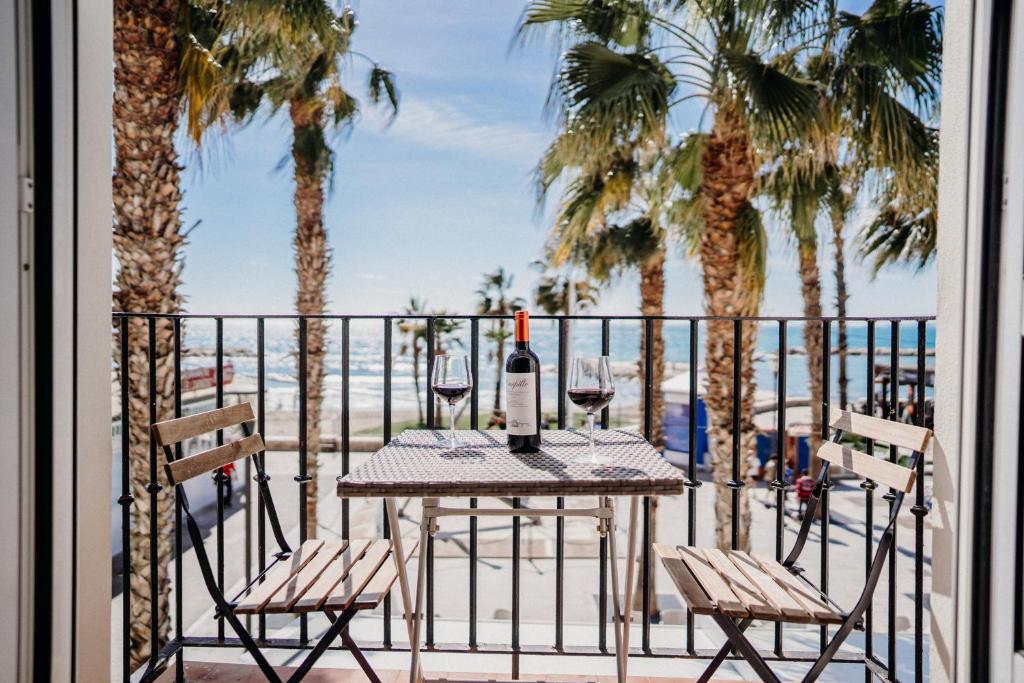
[573, 452, 613, 466]
[444, 439, 470, 450]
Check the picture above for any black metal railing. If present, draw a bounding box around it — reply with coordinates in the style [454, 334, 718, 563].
[112, 313, 934, 682]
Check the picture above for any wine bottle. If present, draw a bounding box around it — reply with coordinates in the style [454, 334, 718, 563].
[505, 310, 542, 453]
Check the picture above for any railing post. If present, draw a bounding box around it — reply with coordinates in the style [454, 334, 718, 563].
[862, 320, 877, 682]
[383, 317, 393, 647]
[731, 319, 742, 550]
[173, 318, 184, 679]
[599, 318, 610, 653]
[912, 320, 929, 683]
[340, 318, 350, 541]
[887, 320, 900, 672]
[686, 318, 699, 656]
[773, 320, 786, 657]
[820, 319, 831, 651]
[118, 316, 132, 682]
[469, 317, 479, 648]
[297, 316, 308, 644]
[256, 317, 267, 642]
[147, 317, 162, 664]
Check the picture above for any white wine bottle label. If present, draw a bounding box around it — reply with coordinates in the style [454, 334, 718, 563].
[506, 372, 537, 436]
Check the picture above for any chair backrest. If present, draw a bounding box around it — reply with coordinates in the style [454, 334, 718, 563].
[153, 402, 264, 486]
[814, 407, 931, 493]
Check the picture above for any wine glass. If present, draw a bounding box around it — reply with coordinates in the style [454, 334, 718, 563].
[568, 356, 615, 465]
[431, 353, 472, 450]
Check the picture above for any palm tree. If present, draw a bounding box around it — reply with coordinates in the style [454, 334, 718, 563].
[522, 0, 820, 549]
[398, 297, 429, 426]
[769, 0, 942, 425]
[764, 156, 829, 456]
[537, 134, 669, 450]
[112, 1, 252, 667]
[216, 3, 398, 539]
[476, 268, 526, 427]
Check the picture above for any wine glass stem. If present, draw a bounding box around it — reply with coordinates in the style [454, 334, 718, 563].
[449, 403, 457, 448]
[588, 411, 596, 458]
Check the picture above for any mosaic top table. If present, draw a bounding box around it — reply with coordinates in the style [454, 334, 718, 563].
[336, 428, 685, 683]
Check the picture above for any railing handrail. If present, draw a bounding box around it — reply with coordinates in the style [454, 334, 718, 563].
[111, 311, 937, 322]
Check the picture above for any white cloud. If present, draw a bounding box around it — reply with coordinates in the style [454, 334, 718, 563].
[363, 96, 550, 167]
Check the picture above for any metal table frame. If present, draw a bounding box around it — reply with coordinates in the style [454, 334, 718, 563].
[383, 494, 642, 683]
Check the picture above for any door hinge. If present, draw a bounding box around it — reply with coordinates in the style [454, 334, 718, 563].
[19, 176, 34, 214]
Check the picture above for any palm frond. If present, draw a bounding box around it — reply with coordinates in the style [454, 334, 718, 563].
[556, 42, 676, 142]
[736, 202, 768, 300]
[837, 0, 942, 109]
[180, 32, 228, 144]
[517, 0, 654, 48]
[588, 216, 664, 281]
[368, 66, 400, 116]
[723, 50, 822, 144]
[858, 161, 937, 272]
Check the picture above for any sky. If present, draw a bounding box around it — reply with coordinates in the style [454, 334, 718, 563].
[178, 1, 936, 317]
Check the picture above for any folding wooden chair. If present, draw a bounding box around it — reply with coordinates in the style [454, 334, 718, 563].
[655, 407, 932, 683]
[152, 402, 417, 682]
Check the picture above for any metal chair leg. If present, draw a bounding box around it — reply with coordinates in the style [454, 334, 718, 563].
[286, 607, 358, 682]
[712, 614, 782, 683]
[698, 617, 753, 683]
[222, 610, 283, 683]
[800, 614, 861, 682]
[342, 631, 382, 683]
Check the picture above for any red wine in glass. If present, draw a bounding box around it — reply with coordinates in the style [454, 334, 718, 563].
[568, 356, 615, 465]
[567, 387, 616, 413]
[431, 353, 472, 449]
[433, 382, 472, 403]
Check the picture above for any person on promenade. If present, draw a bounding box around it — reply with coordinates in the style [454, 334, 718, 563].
[746, 452, 762, 495]
[220, 461, 236, 507]
[762, 457, 777, 505]
[796, 469, 814, 518]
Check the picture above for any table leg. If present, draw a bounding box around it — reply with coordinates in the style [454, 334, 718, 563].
[409, 498, 434, 683]
[606, 497, 624, 682]
[620, 496, 640, 682]
[385, 498, 421, 682]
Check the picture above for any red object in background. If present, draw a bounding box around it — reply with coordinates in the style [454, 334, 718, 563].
[180, 362, 234, 393]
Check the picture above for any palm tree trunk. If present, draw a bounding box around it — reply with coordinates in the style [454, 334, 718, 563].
[832, 212, 850, 409]
[633, 248, 665, 616]
[700, 103, 759, 551]
[798, 242, 825, 460]
[112, 0, 182, 668]
[291, 100, 329, 541]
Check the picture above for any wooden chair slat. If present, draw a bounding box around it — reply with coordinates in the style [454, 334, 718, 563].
[153, 403, 255, 447]
[726, 551, 814, 623]
[702, 549, 780, 620]
[750, 554, 844, 624]
[351, 536, 421, 609]
[676, 546, 748, 618]
[654, 544, 715, 615]
[292, 539, 372, 612]
[164, 434, 265, 484]
[235, 540, 325, 614]
[829, 407, 931, 452]
[816, 441, 917, 493]
[263, 541, 348, 614]
[322, 540, 393, 610]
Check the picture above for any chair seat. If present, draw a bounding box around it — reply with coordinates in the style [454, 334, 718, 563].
[654, 544, 844, 625]
[235, 536, 419, 615]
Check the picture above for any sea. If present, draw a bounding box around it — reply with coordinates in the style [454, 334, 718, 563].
[174, 317, 937, 418]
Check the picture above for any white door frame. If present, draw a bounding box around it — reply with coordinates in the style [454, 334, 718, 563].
[0, 0, 113, 680]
